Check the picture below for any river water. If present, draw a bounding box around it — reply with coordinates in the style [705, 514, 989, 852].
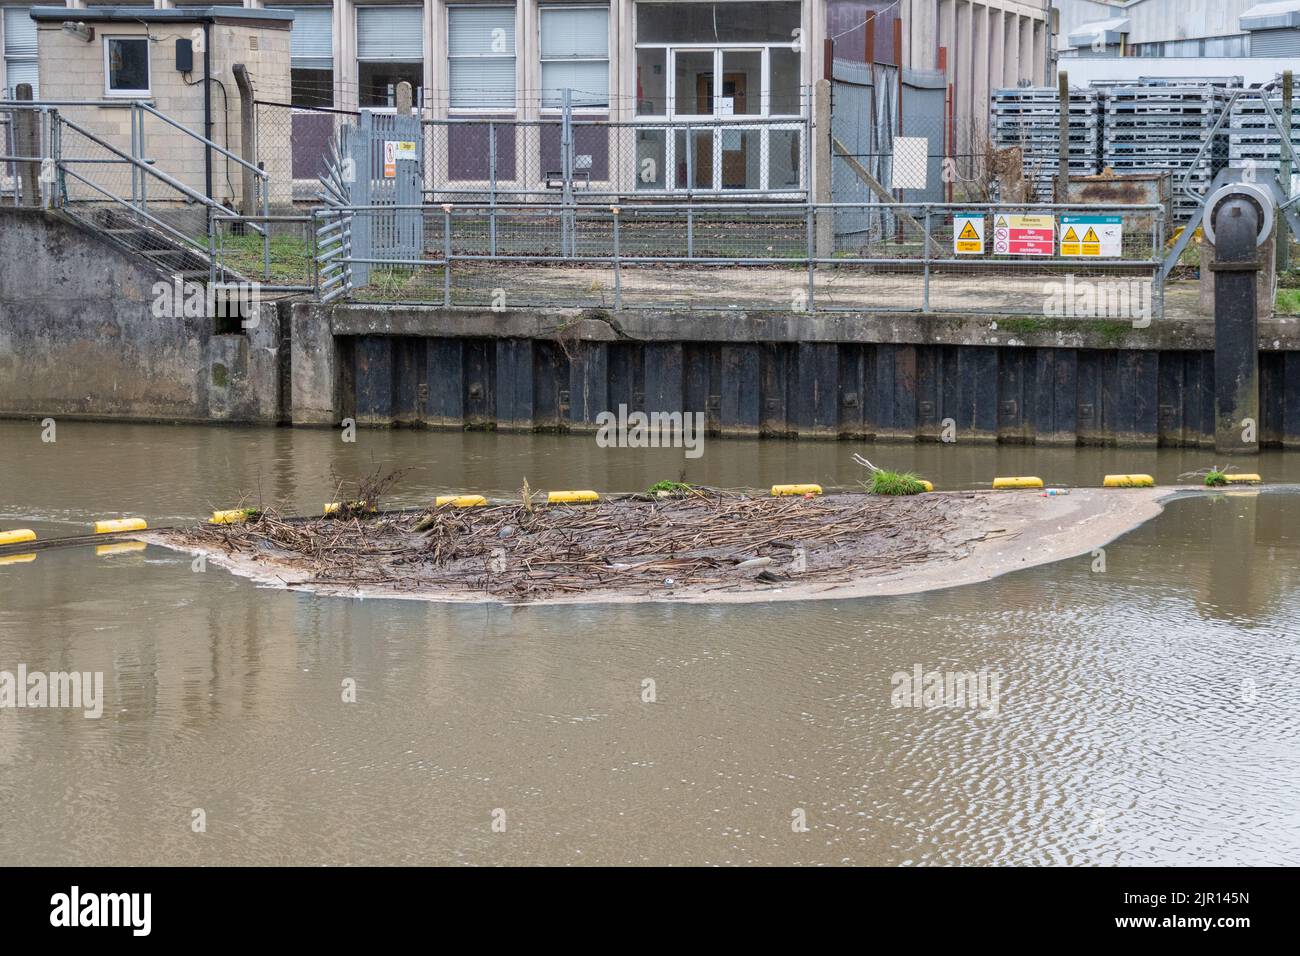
[1, 420, 1297, 865]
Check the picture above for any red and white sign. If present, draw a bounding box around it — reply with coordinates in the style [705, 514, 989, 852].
[993, 214, 1054, 256]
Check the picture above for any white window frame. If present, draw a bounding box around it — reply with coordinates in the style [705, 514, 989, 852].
[447, 3, 517, 115]
[631, 41, 805, 195]
[103, 35, 151, 97]
[539, 4, 610, 115]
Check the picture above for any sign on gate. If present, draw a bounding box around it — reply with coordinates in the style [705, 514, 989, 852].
[383, 140, 418, 179]
[953, 213, 985, 254]
[993, 214, 1054, 256]
[1059, 215, 1122, 257]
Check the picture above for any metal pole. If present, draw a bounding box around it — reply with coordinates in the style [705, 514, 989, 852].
[130, 102, 139, 210]
[262, 164, 270, 281]
[1057, 71, 1070, 203]
[806, 202, 815, 312]
[1279, 73, 1293, 273]
[562, 89, 573, 258]
[612, 205, 621, 310]
[443, 206, 452, 308]
[685, 122, 694, 198]
[922, 208, 931, 312]
[489, 120, 498, 256]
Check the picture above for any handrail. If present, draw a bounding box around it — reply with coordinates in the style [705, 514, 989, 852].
[58, 114, 219, 210]
[59, 165, 211, 258]
[0, 99, 138, 108]
[137, 102, 267, 180]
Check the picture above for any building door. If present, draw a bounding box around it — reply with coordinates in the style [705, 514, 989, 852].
[719, 73, 748, 187]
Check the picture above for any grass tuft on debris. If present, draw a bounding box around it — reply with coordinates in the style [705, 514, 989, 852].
[865, 470, 928, 496]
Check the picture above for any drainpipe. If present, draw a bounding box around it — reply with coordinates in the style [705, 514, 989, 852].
[204, 18, 212, 201]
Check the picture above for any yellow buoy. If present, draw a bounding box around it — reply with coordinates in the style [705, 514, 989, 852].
[210, 509, 251, 525]
[0, 552, 35, 566]
[324, 501, 376, 515]
[1223, 473, 1262, 484]
[992, 477, 1044, 490]
[771, 484, 823, 497]
[435, 494, 488, 508]
[546, 490, 599, 504]
[1103, 474, 1155, 488]
[0, 528, 37, 547]
[96, 541, 147, 557]
[917, 480, 934, 493]
[94, 518, 147, 534]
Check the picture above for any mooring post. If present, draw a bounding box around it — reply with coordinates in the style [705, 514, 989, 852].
[1211, 197, 1262, 454]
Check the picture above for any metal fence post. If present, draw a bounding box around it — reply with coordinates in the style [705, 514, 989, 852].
[561, 89, 573, 258]
[261, 164, 270, 281]
[208, 209, 217, 287]
[687, 208, 694, 259]
[130, 102, 139, 210]
[612, 205, 622, 310]
[806, 202, 816, 313]
[1154, 207, 1165, 322]
[922, 207, 932, 312]
[443, 204, 452, 308]
[489, 120, 498, 256]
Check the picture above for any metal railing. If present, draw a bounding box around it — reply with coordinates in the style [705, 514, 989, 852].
[310, 200, 1166, 316]
[0, 98, 296, 291]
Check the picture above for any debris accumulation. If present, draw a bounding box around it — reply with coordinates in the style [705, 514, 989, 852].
[158, 490, 1000, 603]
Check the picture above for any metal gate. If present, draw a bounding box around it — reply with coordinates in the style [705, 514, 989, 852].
[340, 110, 423, 287]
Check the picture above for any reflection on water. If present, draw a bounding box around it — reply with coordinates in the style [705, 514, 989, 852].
[0, 421, 1297, 865]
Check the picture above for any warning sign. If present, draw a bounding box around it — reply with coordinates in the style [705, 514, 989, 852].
[1059, 215, 1122, 257]
[953, 213, 984, 255]
[992, 214, 1054, 256]
[382, 140, 418, 179]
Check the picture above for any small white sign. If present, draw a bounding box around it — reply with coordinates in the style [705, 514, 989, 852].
[890, 136, 929, 190]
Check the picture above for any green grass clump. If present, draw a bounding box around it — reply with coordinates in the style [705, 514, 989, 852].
[1204, 469, 1229, 487]
[864, 470, 927, 496]
[1276, 288, 1300, 315]
[648, 480, 693, 495]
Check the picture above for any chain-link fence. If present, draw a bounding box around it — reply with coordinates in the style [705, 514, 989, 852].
[316, 200, 1165, 317]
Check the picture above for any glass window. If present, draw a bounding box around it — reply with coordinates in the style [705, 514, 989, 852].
[357, 6, 424, 107]
[636, 47, 667, 115]
[768, 128, 800, 189]
[637, 2, 800, 43]
[291, 68, 334, 108]
[674, 50, 713, 116]
[769, 46, 801, 115]
[540, 6, 609, 109]
[105, 37, 150, 95]
[635, 128, 666, 189]
[719, 50, 761, 116]
[3, 7, 38, 97]
[449, 5, 516, 111]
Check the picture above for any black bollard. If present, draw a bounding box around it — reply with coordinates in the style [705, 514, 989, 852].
[1210, 197, 1261, 454]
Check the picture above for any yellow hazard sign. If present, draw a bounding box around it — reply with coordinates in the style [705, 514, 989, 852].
[1059, 216, 1122, 257]
[953, 214, 985, 255]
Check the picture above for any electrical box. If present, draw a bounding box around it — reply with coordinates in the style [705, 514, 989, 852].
[175, 38, 193, 73]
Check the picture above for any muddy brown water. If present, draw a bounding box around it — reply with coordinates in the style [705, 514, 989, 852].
[1, 420, 1298, 865]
